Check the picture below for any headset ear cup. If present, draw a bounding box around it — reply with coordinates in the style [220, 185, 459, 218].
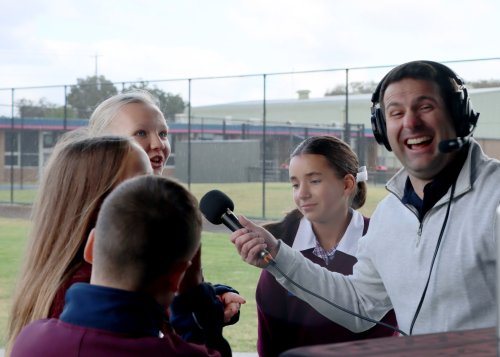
[371, 108, 392, 151]
[452, 90, 468, 137]
[458, 87, 479, 137]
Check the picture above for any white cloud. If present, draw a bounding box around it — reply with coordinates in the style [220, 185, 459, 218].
[0, 0, 499, 102]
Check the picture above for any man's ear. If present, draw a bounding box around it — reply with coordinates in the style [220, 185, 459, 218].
[84, 229, 95, 264]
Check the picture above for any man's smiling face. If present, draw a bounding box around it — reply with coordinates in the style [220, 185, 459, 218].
[384, 78, 458, 185]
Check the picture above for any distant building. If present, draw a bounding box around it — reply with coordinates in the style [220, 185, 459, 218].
[190, 87, 500, 168]
[1, 88, 499, 183]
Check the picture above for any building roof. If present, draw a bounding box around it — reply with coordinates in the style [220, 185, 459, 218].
[191, 88, 500, 138]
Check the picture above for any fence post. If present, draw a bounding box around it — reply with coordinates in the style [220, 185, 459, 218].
[262, 74, 267, 219]
[64, 85, 68, 131]
[10, 88, 15, 203]
[187, 78, 192, 189]
[344, 68, 350, 145]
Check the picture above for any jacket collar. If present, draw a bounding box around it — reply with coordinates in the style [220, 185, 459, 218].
[291, 209, 364, 256]
[60, 283, 166, 337]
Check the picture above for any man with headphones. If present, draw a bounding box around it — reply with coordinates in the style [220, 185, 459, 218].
[229, 60, 500, 336]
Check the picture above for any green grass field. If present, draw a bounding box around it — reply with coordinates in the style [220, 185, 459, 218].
[0, 181, 388, 220]
[0, 183, 389, 351]
[0, 190, 37, 205]
[0, 218, 30, 349]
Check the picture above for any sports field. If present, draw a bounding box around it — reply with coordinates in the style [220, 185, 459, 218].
[0, 183, 389, 351]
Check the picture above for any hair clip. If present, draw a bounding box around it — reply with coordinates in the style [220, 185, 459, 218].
[356, 166, 368, 183]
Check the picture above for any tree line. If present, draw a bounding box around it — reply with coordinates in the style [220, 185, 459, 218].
[16, 75, 500, 119]
[17, 75, 186, 121]
[325, 79, 500, 96]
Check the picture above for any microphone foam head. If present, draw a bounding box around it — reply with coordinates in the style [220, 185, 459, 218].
[199, 190, 235, 225]
[439, 138, 467, 153]
[438, 140, 454, 153]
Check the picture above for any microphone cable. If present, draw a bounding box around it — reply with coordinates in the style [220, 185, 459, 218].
[200, 189, 406, 335]
[265, 255, 408, 336]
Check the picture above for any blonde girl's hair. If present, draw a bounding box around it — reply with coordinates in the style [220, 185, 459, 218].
[7, 136, 134, 351]
[88, 90, 164, 136]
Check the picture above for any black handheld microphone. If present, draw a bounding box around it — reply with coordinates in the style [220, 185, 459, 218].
[199, 189, 273, 263]
[199, 189, 406, 336]
[439, 137, 470, 153]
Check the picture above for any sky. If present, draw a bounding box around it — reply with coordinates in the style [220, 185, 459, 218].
[1, 0, 500, 107]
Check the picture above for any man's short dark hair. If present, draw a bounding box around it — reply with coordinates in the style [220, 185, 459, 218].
[378, 61, 459, 118]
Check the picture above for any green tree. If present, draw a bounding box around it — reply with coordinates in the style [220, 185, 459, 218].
[466, 79, 500, 89]
[125, 81, 186, 120]
[67, 75, 118, 118]
[325, 81, 378, 96]
[17, 98, 78, 118]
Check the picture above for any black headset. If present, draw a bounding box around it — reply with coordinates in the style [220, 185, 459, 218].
[370, 60, 480, 151]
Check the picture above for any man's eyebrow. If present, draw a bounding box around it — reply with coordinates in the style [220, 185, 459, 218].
[385, 95, 438, 110]
[385, 101, 401, 109]
[414, 95, 439, 103]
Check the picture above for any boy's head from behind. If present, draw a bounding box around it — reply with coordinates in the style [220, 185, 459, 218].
[87, 175, 201, 300]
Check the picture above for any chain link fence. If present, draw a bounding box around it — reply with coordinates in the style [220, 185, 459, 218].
[1, 58, 500, 219]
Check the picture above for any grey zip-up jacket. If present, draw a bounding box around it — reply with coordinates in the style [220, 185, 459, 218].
[267, 139, 499, 335]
